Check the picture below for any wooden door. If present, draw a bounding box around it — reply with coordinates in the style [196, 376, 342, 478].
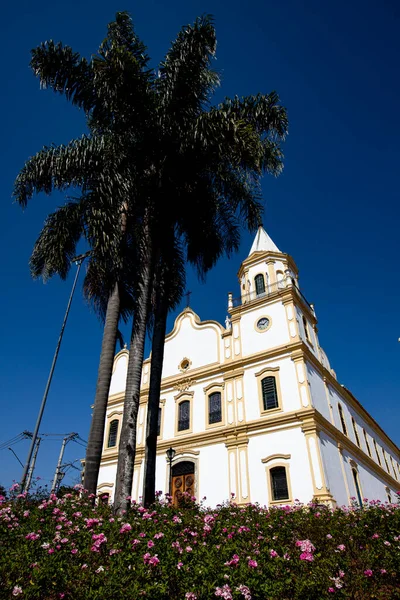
[171, 462, 195, 506]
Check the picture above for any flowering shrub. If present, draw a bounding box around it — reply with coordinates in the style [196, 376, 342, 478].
[0, 487, 399, 599]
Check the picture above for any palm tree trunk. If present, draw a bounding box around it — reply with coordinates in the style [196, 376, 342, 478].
[143, 283, 169, 507]
[83, 283, 120, 496]
[114, 246, 154, 513]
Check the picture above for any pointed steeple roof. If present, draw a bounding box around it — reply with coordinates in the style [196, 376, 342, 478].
[248, 225, 281, 256]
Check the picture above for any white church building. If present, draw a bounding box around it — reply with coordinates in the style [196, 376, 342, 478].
[97, 227, 400, 507]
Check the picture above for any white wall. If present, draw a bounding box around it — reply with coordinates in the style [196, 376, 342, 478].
[319, 432, 348, 506]
[327, 384, 399, 478]
[162, 312, 223, 378]
[109, 352, 128, 395]
[307, 363, 331, 421]
[341, 449, 397, 503]
[240, 301, 290, 356]
[243, 356, 300, 421]
[247, 427, 314, 505]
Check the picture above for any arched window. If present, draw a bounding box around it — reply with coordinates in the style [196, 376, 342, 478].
[302, 316, 311, 342]
[208, 392, 222, 424]
[338, 404, 347, 436]
[390, 457, 398, 481]
[254, 274, 265, 296]
[373, 440, 382, 466]
[261, 376, 279, 411]
[351, 467, 363, 506]
[107, 420, 119, 448]
[178, 401, 190, 431]
[270, 466, 289, 501]
[363, 429, 372, 457]
[383, 450, 390, 473]
[352, 417, 360, 447]
[99, 492, 110, 505]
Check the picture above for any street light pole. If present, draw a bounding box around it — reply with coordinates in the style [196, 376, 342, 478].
[166, 447, 176, 499]
[51, 433, 77, 494]
[21, 253, 90, 492]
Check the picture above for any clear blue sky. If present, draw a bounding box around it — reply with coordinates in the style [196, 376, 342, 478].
[1, 0, 399, 490]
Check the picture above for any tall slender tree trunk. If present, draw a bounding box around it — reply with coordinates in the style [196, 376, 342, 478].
[114, 240, 154, 513]
[84, 283, 120, 496]
[143, 282, 169, 507]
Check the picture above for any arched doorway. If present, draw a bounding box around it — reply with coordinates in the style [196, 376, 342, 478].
[171, 461, 195, 506]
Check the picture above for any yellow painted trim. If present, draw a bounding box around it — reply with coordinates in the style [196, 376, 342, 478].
[261, 454, 291, 464]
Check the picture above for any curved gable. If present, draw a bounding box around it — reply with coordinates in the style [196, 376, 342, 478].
[109, 349, 129, 395]
[162, 309, 223, 378]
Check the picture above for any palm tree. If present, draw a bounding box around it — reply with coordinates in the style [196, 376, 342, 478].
[13, 13, 152, 497]
[113, 16, 288, 511]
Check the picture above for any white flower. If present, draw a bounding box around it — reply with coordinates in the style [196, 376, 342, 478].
[41, 542, 50, 549]
[95, 566, 105, 573]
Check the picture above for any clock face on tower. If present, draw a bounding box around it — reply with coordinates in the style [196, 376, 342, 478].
[256, 317, 270, 331]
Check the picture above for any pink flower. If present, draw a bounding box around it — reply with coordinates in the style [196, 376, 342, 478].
[364, 570, 373, 577]
[109, 549, 120, 556]
[48, 548, 55, 554]
[12, 586, 22, 596]
[119, 523, 132, 534]
[149, 555, 160, 567]
[237, 585, 251, 600]
[339, 570, 345, 578]
[372, 533, 379, 539]
[326, 534, 333, 539]
[336, 544, 346, 552]
[71, 549, 78, 555]
[60, 538, 69, 544]
[224, 554, 240, 567]
[81, 564, 88, 570]
[299, 552, 314, 562]
[154, 532, 164, 539]
[177, 562, 183, 569]
[147, 540, 155, 548]
[248, 559, 258, 568]
[132, 539, 140, 548]
[296, 539, 315, 553]
[380, 569, 387, 575]
[270, 549, 278, 558]
[185, 594, 197, 600]
[186, 546, 193, 553]
[215, 584, 233, 599]
[384, 541, 391, 546]
[328, 588, 335, 593]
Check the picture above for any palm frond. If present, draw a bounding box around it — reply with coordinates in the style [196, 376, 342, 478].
[30, 41, 95, 111]
[30, 201, 84, 280]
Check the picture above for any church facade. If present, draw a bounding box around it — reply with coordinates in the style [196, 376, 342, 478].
[97, 227, 400, 507]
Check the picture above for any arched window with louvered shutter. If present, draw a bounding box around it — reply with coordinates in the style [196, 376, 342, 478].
[351, 467, 363, 506]
[178, 401, 190, 431]
[254, 274, 265, 297]
[352, 417, 360, 447]
[270, 466, 289, 501]
[338, 404, 347, 436]
[363, 429, 372, 457]
[208, 392, 222, 424]
[107, 420, 119, 448]
[261, 376, 279, 411]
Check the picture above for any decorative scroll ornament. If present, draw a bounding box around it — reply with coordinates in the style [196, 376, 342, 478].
[174, 377, 196, 392]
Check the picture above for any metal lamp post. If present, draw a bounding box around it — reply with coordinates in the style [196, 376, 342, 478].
[166, 447, 176, 498]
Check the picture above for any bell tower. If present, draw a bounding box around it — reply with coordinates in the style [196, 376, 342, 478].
[227, 225, 320, 361]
